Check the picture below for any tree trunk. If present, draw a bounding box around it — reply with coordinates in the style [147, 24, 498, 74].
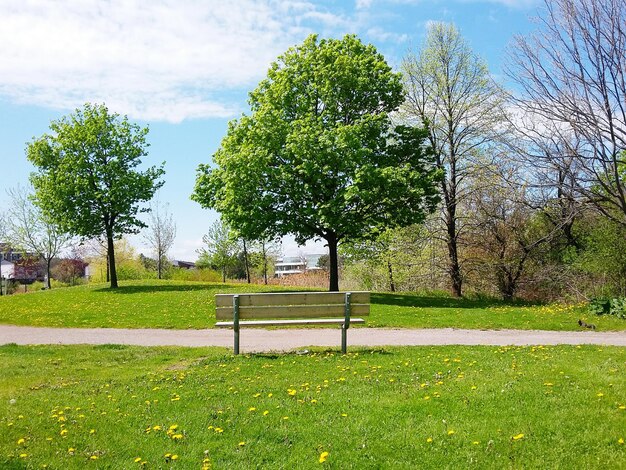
[263, 243, 268, 285]
[243, 239, 251, 284]
[46, 258, 52, 289]
[387, 259, 396, 292]
[327, 233, 339, 292]
[107, 234, 118, 288]
[222, 265, 226, 283]
[446, 218, 462, 297]
[106, 254, 110, 283]
[157, 254, 162, 280]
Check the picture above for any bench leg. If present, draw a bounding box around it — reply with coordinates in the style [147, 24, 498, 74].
[341, 324, 347, 354]
[234, 329, 240, 355]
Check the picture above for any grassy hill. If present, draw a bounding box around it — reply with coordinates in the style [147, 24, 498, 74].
[1, 279, 624, 331]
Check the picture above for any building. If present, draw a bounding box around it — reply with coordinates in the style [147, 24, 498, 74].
[172, 260, 196, 270]
[274, 254, 324, 277]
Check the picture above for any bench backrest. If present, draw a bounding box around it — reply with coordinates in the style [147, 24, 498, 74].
[215, 292, 370, 320]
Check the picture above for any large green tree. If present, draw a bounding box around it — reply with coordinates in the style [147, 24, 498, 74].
[27, 103, 164, 288]
[193, 34, 442, 291]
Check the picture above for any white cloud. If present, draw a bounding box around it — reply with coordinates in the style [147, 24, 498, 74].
[0, 0, 348, 122]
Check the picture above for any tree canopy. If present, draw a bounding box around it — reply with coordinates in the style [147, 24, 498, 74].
[27, 103, 164, 288]
[192, 34, 442, 291]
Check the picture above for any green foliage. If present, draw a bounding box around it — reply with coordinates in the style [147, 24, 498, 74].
[588, 297, 626, 319]
[1, 345, 625, 468]
[572, 216, 626, 296]
[193, 34, 442, 290]
[27, 103, 164, 240]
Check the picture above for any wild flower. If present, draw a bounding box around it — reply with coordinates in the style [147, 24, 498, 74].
[318, 451, 329, 463]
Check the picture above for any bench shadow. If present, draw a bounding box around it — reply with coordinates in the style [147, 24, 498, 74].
[371, 292, 541, 309]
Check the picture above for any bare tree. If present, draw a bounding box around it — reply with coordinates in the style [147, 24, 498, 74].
[144, 199, 176, 279]
[507, 0, 626, 224]
[465, 160, 560, 300]
[401, 22, 509, 296]
[5, 185, 70, 288]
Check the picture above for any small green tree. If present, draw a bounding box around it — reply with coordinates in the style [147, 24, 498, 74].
[27, 103, 164, 288]
[192, 34, 442, 291]
[198, 219, 239, 283]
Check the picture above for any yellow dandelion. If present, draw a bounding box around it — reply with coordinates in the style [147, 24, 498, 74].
[134, 457, 142, 463]
[171, 455, 179, 460]
[618, 438, 624, 445]
[238, 441, 246, 447]
[287, 389, 297, 396]
[68, 448, 75, 454]
[618, 405, 626, 410]
[19, 453, 27, 458]
[319, 451, 329, 463]
[426, 437, 433, 443]
[512, 433, 525, 440]
[447, 430, 455, 436]
[472, 441, 480, 445]
[597, 393, 604, 398]
[171, 433, 184, 440]
[153, 425, 162, 431]
[248, 407, 256, 412]
[263, 410, 269, 416]
[90, 455, 98, 460]
[89, 429, 96, 434]
[17, 438, 25, 445]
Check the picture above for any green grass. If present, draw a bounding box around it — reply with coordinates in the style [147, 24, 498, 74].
[1, 344, 624, 468]
[1, 279, 625, 331]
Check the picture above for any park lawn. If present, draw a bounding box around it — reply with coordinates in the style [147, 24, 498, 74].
[1, 279, 626, 331]
[1, 344, 625, 469]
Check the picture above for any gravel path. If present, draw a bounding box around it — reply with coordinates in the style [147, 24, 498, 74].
[1, 325, 625, 352]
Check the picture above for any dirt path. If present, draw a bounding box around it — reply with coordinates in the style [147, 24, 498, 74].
[1, 325, 625, 352]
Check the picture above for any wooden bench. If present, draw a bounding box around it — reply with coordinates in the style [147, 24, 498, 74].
[215, 291, 370, 355]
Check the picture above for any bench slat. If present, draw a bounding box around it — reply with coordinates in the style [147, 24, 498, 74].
[216, 303, 370, 320]
[215, 291, 370, 307]
[215, 318, 366, 327]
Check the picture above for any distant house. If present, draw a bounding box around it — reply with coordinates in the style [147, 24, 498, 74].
[274, 254, 323, 277]
[172, 260, 196, 270]
[0, 244, 45, 282]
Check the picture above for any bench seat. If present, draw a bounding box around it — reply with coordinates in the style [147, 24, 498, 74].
[215, 291, 370, 354]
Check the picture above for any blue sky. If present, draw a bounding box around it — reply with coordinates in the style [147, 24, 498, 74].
[0, 0, 541, 261]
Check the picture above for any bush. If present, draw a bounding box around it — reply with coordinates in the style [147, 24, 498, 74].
[588, 297, 626, 319]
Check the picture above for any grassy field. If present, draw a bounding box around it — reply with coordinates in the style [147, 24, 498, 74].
[1, 279, 625, 331]
[1, 344, 624, 468]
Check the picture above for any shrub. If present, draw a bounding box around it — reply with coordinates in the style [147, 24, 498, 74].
[588, 297, 626, 319]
